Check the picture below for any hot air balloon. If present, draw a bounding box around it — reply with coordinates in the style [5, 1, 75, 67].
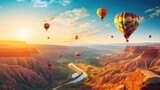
[114, 12, 140, 42]
[111, 35, 114, 38]
[149, 35, 152, 38]
[48, 64, 53, 70]
[75, 51, 81, 59]
[59, 54, 62, 58]
[97, 8, 107, 21]
[75, 35, 78, 40]
[44, 23, 50, 31]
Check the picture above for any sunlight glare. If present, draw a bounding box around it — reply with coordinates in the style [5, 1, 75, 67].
[19, 29, 30, 39]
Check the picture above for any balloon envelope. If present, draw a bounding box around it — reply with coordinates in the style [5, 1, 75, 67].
[97, 8, 107, 21]
[114, 12, 140, 42]
[59, 54, 62, 58]
[44, 23, 50, 31]
[48, 64, 53, 70]
[75, 35, 78, 40]
[75, 51, 81, 59]
[75, 51, 81, 55]
[111, 35, 114, 38]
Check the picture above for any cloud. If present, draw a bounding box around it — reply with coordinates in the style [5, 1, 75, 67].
[75, 21, 100, 37]
[45, 8, 102, 43]
[46, 8, 87, 22]
[104, 23, 111, 28]
[79, 22, 91, 28]
[0, 6, 2, 9]
[65, 28, 101, 43]
[145, 8, 154, 13]
[51, 8, 89, 26]
[31, 0, 72, 7]
[59, 0, 72, 6]
[32, 0, 50, 7]
[149, 9, 160, 18]
[17, 0, 25, 2]
[140, 17, 145, 22]
[44, 8, 90, 42]
[141, 6, 160, 22]
[91, 20, 96, 23]
[43, 16, 55, 22]
[85, 30, 101, 37]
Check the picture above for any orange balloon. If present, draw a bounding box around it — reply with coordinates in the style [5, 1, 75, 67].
[97, 8, 107, 21]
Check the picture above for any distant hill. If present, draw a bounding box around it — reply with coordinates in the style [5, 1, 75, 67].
[0, 40, 27, 46]
[32, 44, 115, 66]
[66, 42, 160, 47]
[0, 40, 38, 57]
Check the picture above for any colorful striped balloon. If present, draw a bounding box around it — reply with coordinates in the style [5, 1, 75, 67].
[114, 12, 140, 42]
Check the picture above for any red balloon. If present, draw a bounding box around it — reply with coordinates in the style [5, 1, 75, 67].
[75, 51, 81, 59]
[48, 64, 53, 70]
[44, 23, 50, 31]
[75, 51, 81, 55]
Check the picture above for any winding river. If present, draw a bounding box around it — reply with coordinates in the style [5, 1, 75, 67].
[52, 63, 87, 90]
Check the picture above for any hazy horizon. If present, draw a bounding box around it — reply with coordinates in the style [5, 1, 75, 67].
[0, 40, 159, 47]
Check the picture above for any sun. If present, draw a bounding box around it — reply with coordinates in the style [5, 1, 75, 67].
[19, 29, 30, 39]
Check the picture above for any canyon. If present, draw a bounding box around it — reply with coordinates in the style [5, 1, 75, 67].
[81, 44, 160, 90]
[0, 41, 67, 90]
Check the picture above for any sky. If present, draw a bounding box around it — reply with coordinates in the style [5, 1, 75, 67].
[0, 0, 160, 45]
